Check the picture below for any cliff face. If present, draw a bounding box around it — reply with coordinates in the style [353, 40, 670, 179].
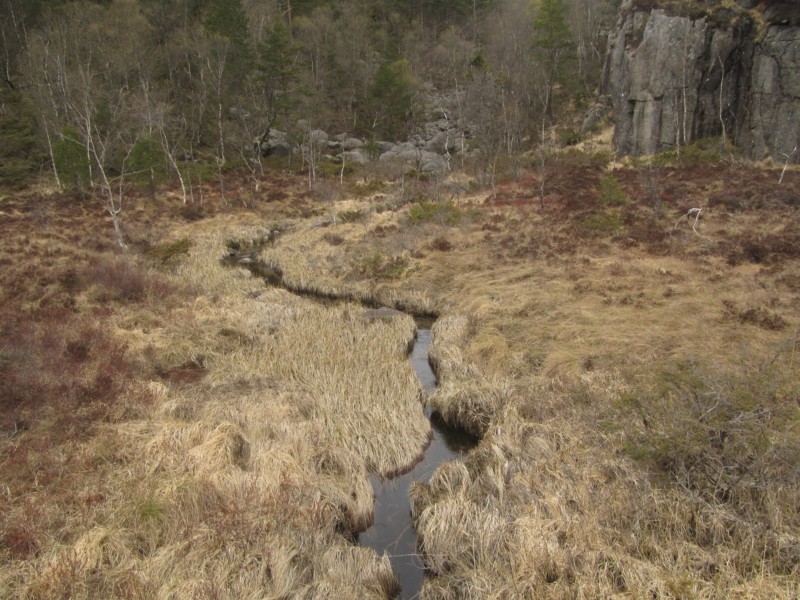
[602, 0, 800, 162]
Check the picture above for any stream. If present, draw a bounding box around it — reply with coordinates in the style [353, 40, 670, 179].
[222, 251, 478, 598]
[357, 325, 478, 600]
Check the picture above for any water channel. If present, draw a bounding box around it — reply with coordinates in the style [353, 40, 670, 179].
[358, 326, 479, 600]
[222, 250, 478, 597]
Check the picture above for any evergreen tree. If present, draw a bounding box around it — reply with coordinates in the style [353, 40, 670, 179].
[369, 59, 418, 140]
[532, 0, 576, 115]
[256, 21, 301, 131]
[0, 89, 42, 189]
[533, 0, 576, 111]
[52, 125, 90, 192]
[203, 0, 249, 48]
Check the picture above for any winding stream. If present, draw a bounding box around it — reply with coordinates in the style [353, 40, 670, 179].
[358, 326, 478, 599]
[222, 250, 478, 597]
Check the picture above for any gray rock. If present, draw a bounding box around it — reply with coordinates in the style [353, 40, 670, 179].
[420, 152, 449, 174]
[580, 100, 611, 135]
[257, 129, 291, 157]
[342, 137, 364, 150]
[374, 141, 396, 154]
[398, 147, 422, 162]
[309, 129, 328, 146]
[425, 130, 460, 154]
[739, 26, 800, 160]
[602, 6, 800, 163]
[378, 147, 448, 174]
[341, 150, 369, 165]
[435, 118, 450, 132]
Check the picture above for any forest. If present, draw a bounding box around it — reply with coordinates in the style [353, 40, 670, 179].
[1, 0, 620, 192]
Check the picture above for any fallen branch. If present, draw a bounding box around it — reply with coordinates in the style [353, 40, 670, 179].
[778, 144, 797, 185]
[672, 207, 709, 239]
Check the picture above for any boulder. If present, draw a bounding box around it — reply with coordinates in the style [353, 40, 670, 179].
[373, 141, 396, 154]
[425, 130, 460, 154]
[342, 137, 364, 150]
[257, 129, 291, 157]
[309, 129, 328, 146]
[420, 152, 449, 174]
[341, 150, 369, 165]
[379, 146, 449, 174]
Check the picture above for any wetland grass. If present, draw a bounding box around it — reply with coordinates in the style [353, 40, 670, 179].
[4, 162, 800, 598]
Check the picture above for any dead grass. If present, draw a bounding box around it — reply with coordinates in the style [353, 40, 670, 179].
[0, 182, 414, 598]
[2, 162, 799, 598]
[223, 164, 800, 597]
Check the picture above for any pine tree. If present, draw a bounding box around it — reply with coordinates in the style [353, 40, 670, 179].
[256, 21, 301, 131]
[532, 0, 576, 115]
[369, 59, 418, 140]
[0, 89, 42, 189]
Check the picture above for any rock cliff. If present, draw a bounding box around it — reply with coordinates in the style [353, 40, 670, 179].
[602, 0, 800, 162]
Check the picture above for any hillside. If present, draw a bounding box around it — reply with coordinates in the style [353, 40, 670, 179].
[2, 0, 800, 598]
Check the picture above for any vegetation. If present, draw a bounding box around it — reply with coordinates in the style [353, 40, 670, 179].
[0, 0, 621, 192]
[407, 200, 467, 226]
[1, 1, 799, 598]
[1, 147, 799, 598]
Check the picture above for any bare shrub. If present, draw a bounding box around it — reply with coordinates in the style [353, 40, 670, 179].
[429, 236, 454, 252]
[84, 257, 175, 304]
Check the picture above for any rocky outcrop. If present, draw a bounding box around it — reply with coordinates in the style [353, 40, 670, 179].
[602, 0, 800, 162]
[253, 90, 473, 176]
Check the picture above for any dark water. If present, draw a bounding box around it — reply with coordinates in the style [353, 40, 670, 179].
[220, 252, 473, 595]
[358, 328, 478, 599]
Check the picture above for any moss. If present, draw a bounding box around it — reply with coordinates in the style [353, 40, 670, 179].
[337, 209, 364, 224]
[579, 210, 624, 236]
[599, 176, 628, 206]
[317, 159, 356, 178]
[651, 137, 738, 167]
[348, 179, 386, 197]
[352, 251, 409, 280]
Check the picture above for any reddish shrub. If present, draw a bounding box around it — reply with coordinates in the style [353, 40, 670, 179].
[0, 315, 134, 437]
[83, 257, 177, 304]
[1, 525, 39, 559]
[429, 236, 454, 251]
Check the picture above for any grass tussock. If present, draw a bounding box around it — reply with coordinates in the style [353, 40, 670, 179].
[223, 165, 800, 597]
[427, 315, 512, 437]
[256, 304, 431, 477]
[0, 186, 421, 598]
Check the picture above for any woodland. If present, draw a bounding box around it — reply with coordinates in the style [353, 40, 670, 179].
[1, 0, 618, 193]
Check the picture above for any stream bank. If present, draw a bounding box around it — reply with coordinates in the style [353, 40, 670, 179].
[358, 326, 478, 599]
[223, 246, 480, 598]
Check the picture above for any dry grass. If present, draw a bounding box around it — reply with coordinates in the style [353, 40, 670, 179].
[2, 162, 799, 598]
[225, 163, 800, 597]
[426, 316, 512, 437]
[0, 184, 425, 598]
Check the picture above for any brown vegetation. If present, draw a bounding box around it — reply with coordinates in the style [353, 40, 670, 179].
[2, 154, 799, 598]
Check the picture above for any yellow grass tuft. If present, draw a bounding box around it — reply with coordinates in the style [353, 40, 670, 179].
[426, 315, 512, 436]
